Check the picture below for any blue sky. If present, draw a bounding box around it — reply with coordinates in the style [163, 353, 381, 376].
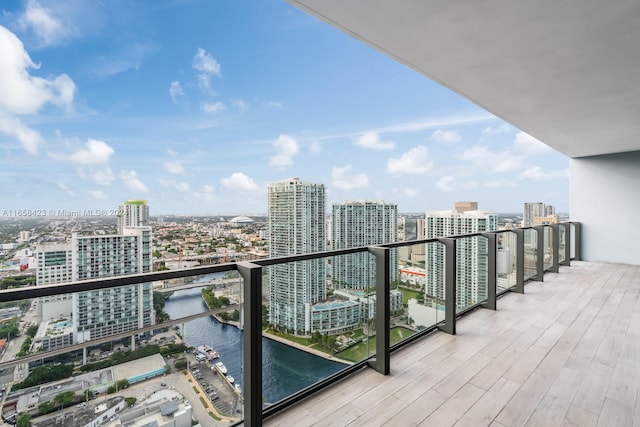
[0, 0, 569, 216]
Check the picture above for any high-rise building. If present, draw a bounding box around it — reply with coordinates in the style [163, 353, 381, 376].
[117, 200, 149, 233]
[425, 203, 497, 309]
[35, 202, 155, 350]
[523, 202, 555, 227]
[331, 201, 398, 289]
[454, 201, 478, 214]
[268, 178, 326, 334]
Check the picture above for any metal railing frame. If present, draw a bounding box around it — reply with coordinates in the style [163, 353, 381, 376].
[0, 222, 581, 426]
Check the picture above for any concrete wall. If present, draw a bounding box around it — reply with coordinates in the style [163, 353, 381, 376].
[571, 151, 640, 265]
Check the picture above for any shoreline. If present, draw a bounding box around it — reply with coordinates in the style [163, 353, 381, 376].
[201, 295, 352, 365]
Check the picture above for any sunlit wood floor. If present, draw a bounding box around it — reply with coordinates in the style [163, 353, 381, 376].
[263, 261, 640, 427]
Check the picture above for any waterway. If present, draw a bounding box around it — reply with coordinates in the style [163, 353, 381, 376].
[162, 274, 347, 405]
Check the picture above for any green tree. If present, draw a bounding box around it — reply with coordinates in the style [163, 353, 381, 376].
[125, 397, 137, 407]
[16, 414, 32, 427]
[174, 358, 187, 370]
[54, 391, 76, 409]
[39, 401, 54, 415]
[26, 324, 39, 337]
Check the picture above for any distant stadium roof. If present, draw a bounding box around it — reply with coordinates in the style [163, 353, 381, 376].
[230, 216, 253, 223]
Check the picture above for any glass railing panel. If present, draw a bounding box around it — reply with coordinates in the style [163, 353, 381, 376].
[496, 231, 517, 292]
[570, 223, 577, 259]
[165, 271, 244, 422]
[423, 241, 447, 328]
[558, 224, 566, 264]
[543, 226, 553, 271]
[524, 229, 538, 280]
[262, 255, 355, 406]
[454, 236, 488, 313]
[396, 242, 441, 342]
[0, 272, 241, 426]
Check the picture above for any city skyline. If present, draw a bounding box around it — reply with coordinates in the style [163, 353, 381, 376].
[0, 1, 569, 215]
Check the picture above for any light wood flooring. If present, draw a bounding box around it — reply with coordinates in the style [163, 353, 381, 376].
[263, 261, 640, 427]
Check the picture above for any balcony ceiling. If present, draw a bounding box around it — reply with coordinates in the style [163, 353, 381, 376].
[288, 0, 640, 158]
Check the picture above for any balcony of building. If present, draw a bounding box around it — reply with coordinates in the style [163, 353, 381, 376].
[264, 259, 640, 427]
[0, 223, 597, 427]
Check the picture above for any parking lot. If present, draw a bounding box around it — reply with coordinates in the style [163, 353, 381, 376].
[188, 354, 241, 418]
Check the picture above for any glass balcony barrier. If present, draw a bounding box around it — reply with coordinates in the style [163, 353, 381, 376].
[0, 222, 580, 426]
[523, 228, 538, 281]
[496, 231, 518, 293]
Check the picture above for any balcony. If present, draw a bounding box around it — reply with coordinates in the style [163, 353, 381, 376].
[0, 223, 606, 426]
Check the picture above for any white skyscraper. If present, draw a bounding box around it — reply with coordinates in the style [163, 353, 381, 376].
[268, 178, 326, 334]
[117, 200, 149, 233]
[332, 201, 398, 289]
[35, 201, 154, 350]
[425, 204, 497, 309]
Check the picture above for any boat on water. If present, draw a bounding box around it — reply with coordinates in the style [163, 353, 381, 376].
[227, 375, 235, 384]
[215, 361, 228, 374]
[197, 344, 220, 360]
[234, 384, 242, 394]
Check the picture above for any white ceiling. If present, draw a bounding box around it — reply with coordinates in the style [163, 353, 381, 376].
[288, 0, 640, 158]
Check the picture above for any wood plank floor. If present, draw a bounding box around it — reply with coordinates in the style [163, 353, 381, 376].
[263, 261, 640, 427]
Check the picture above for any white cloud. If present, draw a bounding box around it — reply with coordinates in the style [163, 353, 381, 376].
[201, 101, 226, 114]
[65, 139, 114, 164]
[89, 167, 115, 186]
[89, 42, 159, 78]
[429, 129, 461, 144]
[519, 166, 569, 181]
[167, 149, 178, 157]
[120, 170, 148, 193]
[269, 134, 298, 167]
[0, 114, 43, 154]
[482, 123, 511, 135]
[513, 131, 551, 155]
[193, 48, 221, 93]
[17, 0, 71, 47]
[89, 190, 105, 199]
[163, 160, 184, 175]
[309, 142, 322, 154]
[220, 172, 259, 192]
[386, 146, 433, 175]
[267, 101, 283, 109]
[331, 165, 369, 190]
[355, 131, 395, 151]
[0, 25, 76, 154]
[232, 99, 248, 112]
[194, 184, 215, 202]
[57, 182, 75, 197]
[396, 187, 417, 198]
[169, 81, 184, 103]
[159, 179, 190, 192]
[436, 176, 478, 192]
[458, 145, 524, 173]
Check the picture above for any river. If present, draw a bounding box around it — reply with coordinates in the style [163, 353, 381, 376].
[162, 276, 346, 405]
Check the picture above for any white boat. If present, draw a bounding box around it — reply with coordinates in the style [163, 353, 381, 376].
[215, 362, 227, 374]
[235, 384, 242, 394]
[227, 375, 234, 384]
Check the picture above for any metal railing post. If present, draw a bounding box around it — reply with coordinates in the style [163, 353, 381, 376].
[437, 238, 456, 335]
[237, 262, 263, 427]
[533, 226, 545, 281]
[368, 246, 390, 375]
[481, 233, 496, 310]
[560, 223, 571, 266]
[573, 222, 582, 261]
[514, 229, 525, 293]
[551, 224, 559, 273]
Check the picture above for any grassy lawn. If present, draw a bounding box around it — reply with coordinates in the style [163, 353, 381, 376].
[265, 328, 313, 346]
[399, 287, 423, 305]
[336, 327, 414, 362]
